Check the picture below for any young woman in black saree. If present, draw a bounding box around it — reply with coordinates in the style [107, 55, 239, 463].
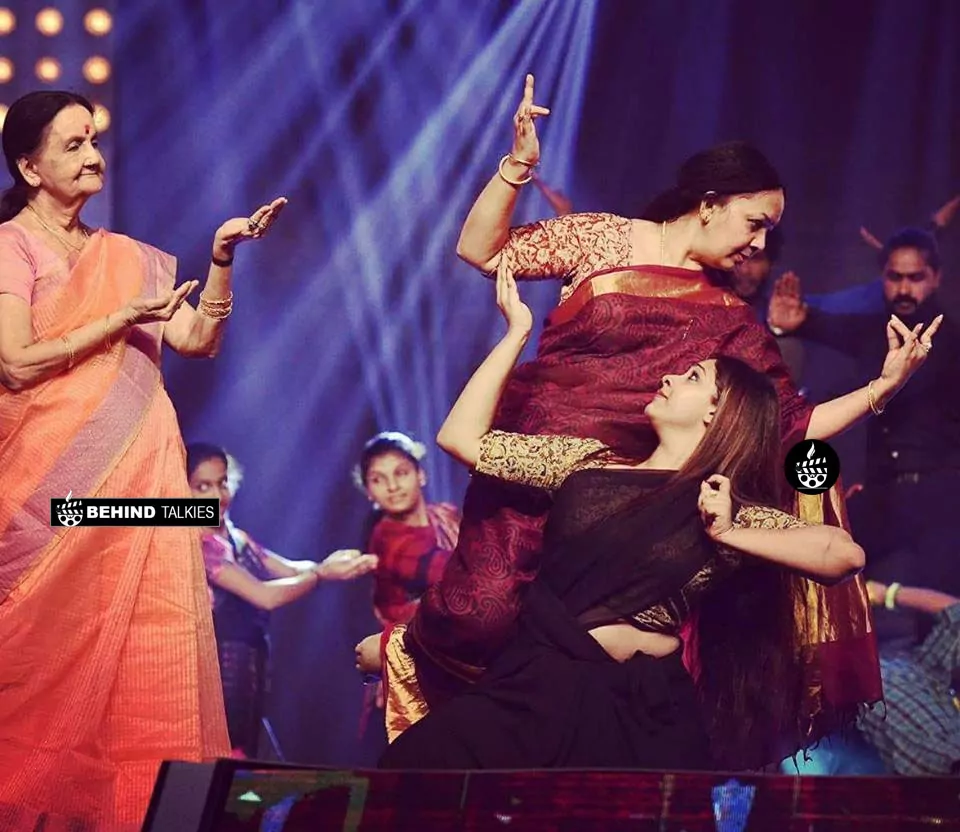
[379, 262, 868, 771]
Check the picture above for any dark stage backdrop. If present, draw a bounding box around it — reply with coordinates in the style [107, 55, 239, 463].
[112, 0, 959, 766]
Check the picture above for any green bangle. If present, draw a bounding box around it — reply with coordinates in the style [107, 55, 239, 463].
[884, 581, 902, 610]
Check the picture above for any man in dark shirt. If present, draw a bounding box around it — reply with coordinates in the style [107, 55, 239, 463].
[769, 228, 958, 645]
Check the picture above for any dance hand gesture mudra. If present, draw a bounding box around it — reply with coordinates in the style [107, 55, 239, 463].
[496, 257, 533, 337]
[122, 197, 288, 328]
[495, 74, 551, 189]
[123, 280, 202, 326]
[877, 312, 942, 391]
[698, 475, 734, 540]
[212, 196, 288, 258]
[510, 74, 551, 167]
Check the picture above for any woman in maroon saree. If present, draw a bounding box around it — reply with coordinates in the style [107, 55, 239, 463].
[382, 267, 871, 771]
[396, 76, 931, 759]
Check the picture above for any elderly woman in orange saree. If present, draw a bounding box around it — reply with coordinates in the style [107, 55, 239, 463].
[0, 91, 285, 831]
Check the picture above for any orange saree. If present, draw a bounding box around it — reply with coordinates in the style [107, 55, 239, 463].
[0, 228, 229, 831]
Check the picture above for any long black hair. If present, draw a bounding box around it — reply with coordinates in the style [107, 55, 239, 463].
[602, 356, 805, 769]
[669, 358, 806, 769]
[0, 90, 95, 223]
[641, 141, 784, 223]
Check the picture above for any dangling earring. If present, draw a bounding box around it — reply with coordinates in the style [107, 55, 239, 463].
[700, 191, 717, 225]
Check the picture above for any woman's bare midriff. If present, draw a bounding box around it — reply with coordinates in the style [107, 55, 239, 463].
[588, 622, 680, 662]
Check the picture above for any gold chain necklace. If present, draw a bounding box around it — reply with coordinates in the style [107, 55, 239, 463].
[26, 203, 89, 254]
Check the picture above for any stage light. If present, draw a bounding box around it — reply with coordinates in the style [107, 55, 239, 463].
[82, 55, 110, 84]
[35, 8, 63, 37]
[84, 8, 112, 36]
[0, 57, 12, 83]
[35, 57, 61, 82]
[93, 103, 110, 132]
[0, 8, 16, 35]
[0, 104, 8, 130]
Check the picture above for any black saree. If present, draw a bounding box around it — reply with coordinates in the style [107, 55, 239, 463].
[380, 468, 722, 771]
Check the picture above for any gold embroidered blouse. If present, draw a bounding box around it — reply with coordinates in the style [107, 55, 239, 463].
[475, 430, 808, 636]
[495, 212, 633, 302]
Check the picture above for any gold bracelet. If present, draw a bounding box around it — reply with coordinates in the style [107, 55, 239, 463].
[61, 334, 75, 370]
[103, 314, 112, 351]
[198, 291, 234, 306]
[498, 154, 534, 187]
[198, 293, 233, 320]
[508, 152, 538, 168]
[867, 379, 885, 416]
[198, 305, 232, 320]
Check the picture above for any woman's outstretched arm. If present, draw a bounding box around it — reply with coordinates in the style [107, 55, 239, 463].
[699, 476, 864, 583]
[806, 313, 941, 440]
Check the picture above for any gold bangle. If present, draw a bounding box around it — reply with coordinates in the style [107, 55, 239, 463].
[61, 335, 75, 370]
[198, 306, 232, 321]
[867, 380, 885, 416]
[198, 294, 233, 320]
[498, 154, 534, 187]
[103, 314, 112, 351]
[508, 152, 538, 168]
[198, 291, 233, 306]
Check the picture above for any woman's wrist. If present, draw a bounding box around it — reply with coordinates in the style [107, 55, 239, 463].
[117, 303, 138, 328]
[868, 377, 897, 415]
[507, 150, 538, 168]
[103, 312, 127, 349]
[211, 238, 234, 265]
[504, 327, 530, 345]
[709, 522, 736, 542]
[873, 375, 898, 399]
[498, 156, 534, 187]
[883, 581, 902, 610]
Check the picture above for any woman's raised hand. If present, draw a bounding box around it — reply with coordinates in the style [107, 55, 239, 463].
[510, 74, 550, 166]
[877, 313, 943, 393]
[495, 258, 533, 337]
[212, 197, 288, 259]
[123, 279, 199, 325]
